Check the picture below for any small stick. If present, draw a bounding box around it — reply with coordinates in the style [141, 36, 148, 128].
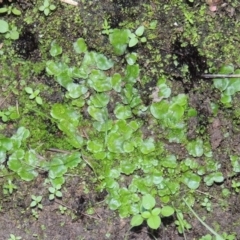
[60, 0, 78, 6]
[47, 148, 72, 154]
[201, 74, 240, 78]
[55, 199, 101, 220]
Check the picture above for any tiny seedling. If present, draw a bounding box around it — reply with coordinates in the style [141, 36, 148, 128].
[0, 4, 21, 15]
[39, 0, 56, 16]
[0, 111, 7, 122]
[3, 179, 18, 195]
[25, 87, 43, 105]
[183, 9, 194, 24]
[175, 209, 192, 235]
[0, 106, 20, 122]
[199, 234, 213, 240]
[231, 180, 240, 193]
[199, 232, 236, 240]
[128, 26, 147, 47]
[221, 232, 237, 240]
[0, 20, 19, 40]
[102, 18, 113, 35]
[49, 184, 62, 200]
[31, 209, 39, 219]
[59, 205, 67, 214]
[30, 195, 43, 210]
[201, 197, 212, 212]
[183, 198, 223, 240]
[131, 194, 174, 230]
[8, 234, 22, 240]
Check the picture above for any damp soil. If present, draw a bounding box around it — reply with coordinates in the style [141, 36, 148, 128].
[1, 0, 240, 239]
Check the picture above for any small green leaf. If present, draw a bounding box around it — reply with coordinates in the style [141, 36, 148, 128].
[142, 194, 155, 210]
[49, 4, 56, 11]
[151, 208, 161, 216]
[63, 152, 81, 169]
[88, 93, 109, 108]
[8, 150, 25, 171]
[56, 191, 62, 198]
[161, 206, 174, 217]
[114, 104, 132, 119]
[48, 158, 67, 179]
[187, 138, 204, 157]
[36, 196, 42, 202]
[87, 140, 103, 153]
[204, 172, 224, 186]
[49, 187, 55, 193]
[182, 171, 201, 189]
[135, 26, 144, 36]
[88, 106, 108, 122]
[123, 141, 135, 153]
[120, 162, 136, 175]
[39, 6, 45, 11]
[67, 83, 88, 99]
[213, 78, 229, 92]
[46, 61, 65, 76]
[111, 73, 122, 92]
[18, 167, 38, 181]
[50, 176, 65, 187]
[56, 69, 73, 88]
[220, 93, 231, 105]
[141, 211, 151, 218]
[140, 37, 147, 43]
[230, 155, 240, 173]
[109, 29, 129, 55]
[140, 138, 155, 154]
[106, 132, 124, 153]
[51, 103, 80, 124]
[36, 96, 43, 105]
[88, 69, 112, 92]
[0, 150, 6, 164]
[73, 38, 87, 53]
[0, 8, 8, 13]
[126, 52, 137, 65]
[131, 214, 144, 227]
[95, 53, 114, 70]
[50, 40, 62, 57]
[30, 201, 37, 207]
[129, 37, 138, 47]
[147, 215, 161, 229]
[1, 137, 13, 151]
[109, 198, 121, 210]
[12, 8, 21, 15]
[44, 8, 50, 16]
[49, 194, 55, 200]
[169, 104, 184, 120]
[0, 20, 9, 33]
[150, 101, 169, 119]
[25, 87, 33, 94]
[219, 64, 234, 74]
[161, 154, 177, 168]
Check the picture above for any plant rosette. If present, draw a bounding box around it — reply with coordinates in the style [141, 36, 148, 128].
[131, 194, 174, 229]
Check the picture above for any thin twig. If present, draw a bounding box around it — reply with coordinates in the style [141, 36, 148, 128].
[60, 0, 78, 6]
[47, 148, 72, 154]
[55, 199, 101, 220]
[82, 154, 97, 177]
[0, 94, 9, 107]
[201, 74, 240, 78]
[16, 100, 19, 116]
[55, 199, 75, 211]
[0, 173, 15, 178]
[183, 198, 224, 240]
